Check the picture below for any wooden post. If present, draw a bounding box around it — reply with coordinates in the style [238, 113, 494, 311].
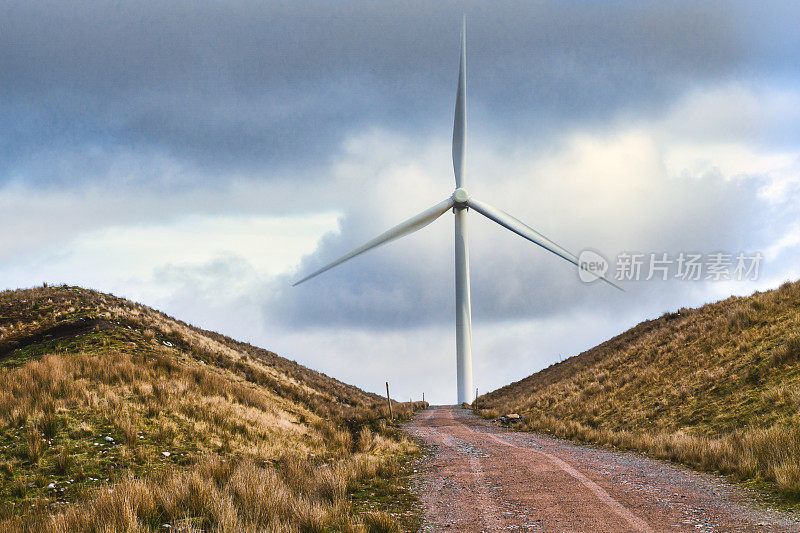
[475, 388, 478, 410]
[422, 392, 425, 403]
[386, 382, 394, 421]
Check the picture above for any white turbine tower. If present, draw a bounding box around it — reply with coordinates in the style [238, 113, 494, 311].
[294, 19, 621, 404]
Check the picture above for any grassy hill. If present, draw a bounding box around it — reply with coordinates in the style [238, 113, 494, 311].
[478, 279, 800, 502]
[0, 285, 425, 532]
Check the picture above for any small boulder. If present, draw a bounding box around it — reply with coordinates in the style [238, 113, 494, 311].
[498, 413, 524, 424]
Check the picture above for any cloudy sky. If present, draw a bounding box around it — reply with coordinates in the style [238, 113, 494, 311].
[3, 1, 800, 403]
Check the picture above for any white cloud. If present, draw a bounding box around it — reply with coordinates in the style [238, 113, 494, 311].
[657, 83, 800, 146]
[656, 83, 800, 201]
[0, 210, 340, 308]
[70, 212, 341, 278]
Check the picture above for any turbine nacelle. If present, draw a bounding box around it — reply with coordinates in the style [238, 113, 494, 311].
[452, 187, 469, 207]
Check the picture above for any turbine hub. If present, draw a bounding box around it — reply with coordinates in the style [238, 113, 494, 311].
[453, 187, 469, 206]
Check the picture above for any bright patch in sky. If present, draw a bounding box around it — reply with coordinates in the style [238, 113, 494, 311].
[71, 213, 341, 277]
[0, 212, 340, 298]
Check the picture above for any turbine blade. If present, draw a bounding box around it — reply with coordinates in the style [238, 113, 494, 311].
[293, 197, 455, 286]
[452, 16, 466, 188]
[467, 197, 623, 291]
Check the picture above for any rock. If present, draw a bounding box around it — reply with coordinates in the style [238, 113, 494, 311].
[162, 451, 171, 457]
[497, 413, 524, 424]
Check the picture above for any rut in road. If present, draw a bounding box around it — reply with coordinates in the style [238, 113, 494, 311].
[404, 406, 799, 532]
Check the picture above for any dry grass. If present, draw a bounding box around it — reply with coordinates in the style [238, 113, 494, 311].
[362, 510, 401, 532]
[0, 286, 426, 530]
[32, 454, 402, 532]
[772, 335, 800, 366]
[479, 279, 800, 500]
[24, 426, 42, 463]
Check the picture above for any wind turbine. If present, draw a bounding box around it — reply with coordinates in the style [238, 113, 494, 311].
[294, 19, 621, 404]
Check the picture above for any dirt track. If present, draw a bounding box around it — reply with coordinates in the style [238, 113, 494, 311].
[404, 406, 799, 532]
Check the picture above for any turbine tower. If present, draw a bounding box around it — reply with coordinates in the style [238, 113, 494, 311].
[294, 19, 620, 404]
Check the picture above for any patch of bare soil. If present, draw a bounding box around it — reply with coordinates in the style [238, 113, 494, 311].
[404, 406, 799, 532]
[0, 317, 110, 357]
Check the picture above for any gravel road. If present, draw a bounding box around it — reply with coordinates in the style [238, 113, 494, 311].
[404, 405, 800, 532]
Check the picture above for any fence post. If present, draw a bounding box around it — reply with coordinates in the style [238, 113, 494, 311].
[386, 381, 394, 421]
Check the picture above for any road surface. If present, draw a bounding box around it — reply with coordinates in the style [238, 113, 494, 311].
[404, 406, 798, 532]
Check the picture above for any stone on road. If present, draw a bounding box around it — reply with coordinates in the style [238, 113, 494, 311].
[404, 406, 798, 532]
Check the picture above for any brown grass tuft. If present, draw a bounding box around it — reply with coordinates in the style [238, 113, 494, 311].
[26, 426, 43, 463]
[53, 447, 71, 475]
[772, 335, 800, 366]
[362, 510, 401, 532]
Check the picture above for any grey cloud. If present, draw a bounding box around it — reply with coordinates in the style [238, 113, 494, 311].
[1, 0, 766, 187]
[268, 165, 774, 329]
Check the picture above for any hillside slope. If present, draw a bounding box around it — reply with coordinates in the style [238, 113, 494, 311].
[0, 285, 424, 531]
[479, 280, 800, 500]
